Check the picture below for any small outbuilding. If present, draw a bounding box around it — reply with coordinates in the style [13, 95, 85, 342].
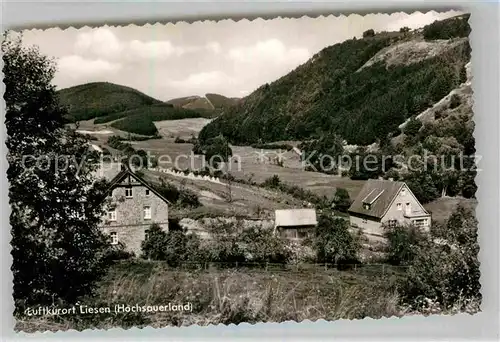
[274, 209, 318, 240]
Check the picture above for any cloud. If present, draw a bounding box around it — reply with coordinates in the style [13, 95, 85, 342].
[74, 28, 123, 60]
[206, 42, 221, 54]
[57, 55, 122, 80]
[168, 71, 235, 93]
[228, 39, 310, 67]
[384, 11, 462, 32]
[127, 40, 185, 60]
[73, 28, 220, 62]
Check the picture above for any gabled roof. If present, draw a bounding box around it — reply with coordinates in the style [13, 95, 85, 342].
[275, 209, 317, 227]
[102, 164, 172, 205]
[348, 179, 405, 219]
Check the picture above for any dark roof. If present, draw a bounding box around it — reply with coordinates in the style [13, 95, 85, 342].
[103, 164, 172, 205]
[348, 179, 404, 219]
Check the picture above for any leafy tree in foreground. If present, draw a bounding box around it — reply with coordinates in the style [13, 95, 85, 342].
[384, 223, 428, 266]
[4, 33, 110, 311]
[315, 214, 360, 266]
[401, 204, 480, 310]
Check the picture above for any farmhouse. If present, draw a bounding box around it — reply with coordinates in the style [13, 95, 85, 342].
[348, 179, 431, 238]
[98, 163, 171, 255]
[274, 209, 318, 240]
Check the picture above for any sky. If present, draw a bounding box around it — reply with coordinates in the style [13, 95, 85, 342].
[20, 10, 462, 101]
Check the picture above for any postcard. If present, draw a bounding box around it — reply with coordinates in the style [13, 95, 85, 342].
[4, 10, 479, 332]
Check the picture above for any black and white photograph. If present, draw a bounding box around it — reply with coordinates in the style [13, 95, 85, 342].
[4, 10, 480, 332]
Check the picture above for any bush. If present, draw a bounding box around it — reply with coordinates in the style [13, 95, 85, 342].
[141, 223, 169, 261]
[333, 187, 351, 212]
[239, 226, 291, 264]
[261, 175, 281, 188]
[400, 204, 480, 310]
[141, 224, 206, 267]
[384, 224, 428, 266]
[315, 213, 360, 265]
[204, 220, 246, 264]
[103, 241, 134, 261]
[403, 117, 423, 136]
[154, 178, 201, 208]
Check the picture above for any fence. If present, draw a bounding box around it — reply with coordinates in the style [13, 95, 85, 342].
[123, 260, 411, 276]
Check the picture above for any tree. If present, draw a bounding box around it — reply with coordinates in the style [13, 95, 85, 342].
[4, 34, 110, 310]
[399, 26, 410, 33]
[401, 205, 480, 310]
[193, 134, 232, 169]
[384, 223, 428, 266]
[363, 29, 375, 38]
[315, 214, 360, 266]
[333, 188, 351, 212]
[403, 171, 440, 204]
[141, 223, 169, 260]
[403, 117, 423, 136]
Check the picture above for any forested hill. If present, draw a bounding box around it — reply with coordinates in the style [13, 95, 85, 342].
[58, 82, 164, 122]
[199, 14, 471, 146]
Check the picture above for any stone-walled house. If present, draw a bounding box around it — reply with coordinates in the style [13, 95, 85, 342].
[348, 179, 431, 238]
[274, 209, 318, 240]
[98, 164, 171, 255]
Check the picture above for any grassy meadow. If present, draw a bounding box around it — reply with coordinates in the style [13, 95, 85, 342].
[16, 260, 409, 332]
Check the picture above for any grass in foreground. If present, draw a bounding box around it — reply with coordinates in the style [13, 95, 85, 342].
[16, 260, 404, 332]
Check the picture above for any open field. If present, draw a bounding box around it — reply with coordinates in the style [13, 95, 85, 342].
[77, 118, 365, 199]
[142, 169, 308, 219]
[424, 197, 478, 223]
[154, 118, 213, 139]
[15, 260, 405, 331]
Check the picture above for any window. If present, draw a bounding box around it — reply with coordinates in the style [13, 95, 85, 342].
[401, 188, 406, 196]
[125, 187, 133, 198]
[108, 208, 117, 221]
[143, 206, 151, 220]
[110, 232, 118, 245]
[362, 219, 368, 224]
[145, 189, 150, 196]
[397, 203, 402, 210]
[414, 219, 428, 228]
[406, 202, 411, 210]
[388, 220, 397, 227]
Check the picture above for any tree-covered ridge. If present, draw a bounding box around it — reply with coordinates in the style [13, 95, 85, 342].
[108, 104, 209, 136]
[199, 15, 471, 146]
[57, 82, 164, 122]
[423, 13, 471, 40]
[167, 93, 239, 112]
